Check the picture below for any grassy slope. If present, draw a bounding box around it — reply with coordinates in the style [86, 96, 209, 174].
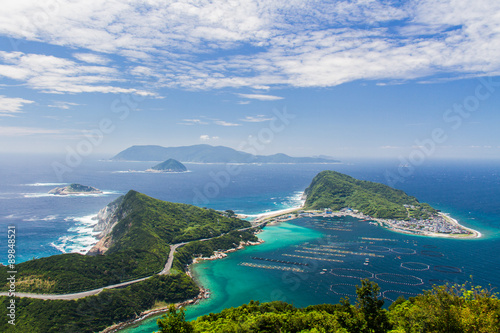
[0, 190, 251, 293]
[304, 171, 437, 219]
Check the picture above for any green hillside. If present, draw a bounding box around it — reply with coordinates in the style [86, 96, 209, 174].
[304, 171, 437, 220]
[156, 281, 499, 333]
[0, 191, 250, 293]
[151, 158, 187, 172]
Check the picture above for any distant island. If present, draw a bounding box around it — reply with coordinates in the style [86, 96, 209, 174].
[265, 170, 479, 238]
[111, 144, 340, 163]
[146, 158, 187, 173]
[48, 183, 103, 195]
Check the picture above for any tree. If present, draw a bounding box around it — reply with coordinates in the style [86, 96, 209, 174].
[156, 305, 193, 333]
[356, 279, 391, 333]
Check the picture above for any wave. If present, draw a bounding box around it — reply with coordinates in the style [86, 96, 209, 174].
[23, 215, 58, 222]
[50, 214, 99, 255]
[22, 190, 121, 198]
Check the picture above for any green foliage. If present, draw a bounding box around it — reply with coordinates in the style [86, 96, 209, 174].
[181, 282, 500, 333]
[355, 279, 391, 333]
[0, 273, 199, 333]
[388, 283, 500, 332]
[152, 159, 187, 172]
[0, 249, 163, 293]
[173, 230, 258, 271]
[304, 171, 437, 220]
[192, 300, 348, 333]
[156, 305, 194, 333]
[0, 190, 250, 293]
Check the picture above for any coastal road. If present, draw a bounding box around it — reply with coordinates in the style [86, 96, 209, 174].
[0, 276, 151, 300]
[159, 242, 186, 275]
[0, 222, 269, 300]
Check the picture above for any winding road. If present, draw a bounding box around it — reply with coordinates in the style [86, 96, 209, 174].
[0, 221, 271, 300]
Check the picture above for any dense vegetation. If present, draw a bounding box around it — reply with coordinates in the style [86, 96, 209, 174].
[0, 273, 198, 333]
[0, 190, 250, 293]
[304, 171, 437, 220]
[0, 250, 163, 293]
[172, 230, 259, 272]
[156, 280, 500, 333]
[151, 158, 187, 172]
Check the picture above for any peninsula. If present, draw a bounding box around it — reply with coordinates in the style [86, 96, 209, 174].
[261, 170, 480, 238]
[146, 158, 187, 173]
[48, 183, 103, 195]
[0, 191, 258, 333]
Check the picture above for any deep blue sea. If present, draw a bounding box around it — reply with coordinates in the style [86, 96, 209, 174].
[1, 155, 499, 332]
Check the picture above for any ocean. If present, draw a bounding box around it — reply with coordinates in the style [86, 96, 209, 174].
[1, 155, 499, 332]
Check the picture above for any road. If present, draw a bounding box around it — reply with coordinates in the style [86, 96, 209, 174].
[0, 224, 267, 300]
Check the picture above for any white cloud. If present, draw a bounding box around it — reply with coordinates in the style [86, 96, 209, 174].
[0, 0, 499, 91]
[0, 51, 155, 95]
[0, 126, 65, 136]
[214, 120, 241, 127]
[73, 53, 111, 65]
[200, 135, 219, 141]
[48, 101, 81, 110]
[237, 93, 284, 101]
[179, 119, 209, 125]
[241, 115, 274, 122]
[0, 95, 34, 116]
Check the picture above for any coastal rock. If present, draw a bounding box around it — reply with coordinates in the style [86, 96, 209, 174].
[87, 195, 126, 255]
[48, 183, 102, 195]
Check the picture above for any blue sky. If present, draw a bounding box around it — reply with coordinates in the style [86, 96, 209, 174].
[0, 0, 499, 159]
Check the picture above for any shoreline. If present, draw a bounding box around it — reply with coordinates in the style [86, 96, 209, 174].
[107, 238, 265, 333]
[105, 203, 481, 332]
[254, 206, 482, 240]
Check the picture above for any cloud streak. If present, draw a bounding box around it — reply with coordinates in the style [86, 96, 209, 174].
[0, 95, 34, 116]
[237, 93, 284, 101]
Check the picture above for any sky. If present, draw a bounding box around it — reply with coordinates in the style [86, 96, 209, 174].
[0, 0, 499, 160]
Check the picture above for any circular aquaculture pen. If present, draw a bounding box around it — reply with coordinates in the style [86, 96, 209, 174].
[382, 290, 419, 302]
[420, 250, 444, 257]
[330, 268, 374, 279]
[375, 273, 424, 286]
[365, 245, 391, 253]
[329, 284, 358, 297]
[432, 265, 462, 274]
[400, 262, 430, 271]
[391, 248, 417, 255]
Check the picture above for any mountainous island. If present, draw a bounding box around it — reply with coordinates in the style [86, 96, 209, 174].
[146, 158, 188, 173]
[48, 183, 102, 195]
[0, 191, 257, 332]
[301, 170, 476, 237]
[111, 144, 340, 163]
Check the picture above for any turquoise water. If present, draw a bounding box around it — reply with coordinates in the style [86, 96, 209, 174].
[1, 157, 499, 332]
[121, 222, 323, 332]
[123, 214, 500, 333]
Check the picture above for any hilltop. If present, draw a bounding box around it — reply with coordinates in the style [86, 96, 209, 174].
[111, 144, 339, 163]
[0, 190, 250, 294]
[147, 158, 187, 173]
[304, 170, 437, 220]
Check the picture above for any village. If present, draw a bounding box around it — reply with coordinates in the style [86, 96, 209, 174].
[261, 207, 477, 238]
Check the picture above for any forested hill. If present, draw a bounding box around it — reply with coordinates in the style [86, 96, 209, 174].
[304, 170, 437, 220]
[93, 190, 250, 254]
[0, 191, 250, 294]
